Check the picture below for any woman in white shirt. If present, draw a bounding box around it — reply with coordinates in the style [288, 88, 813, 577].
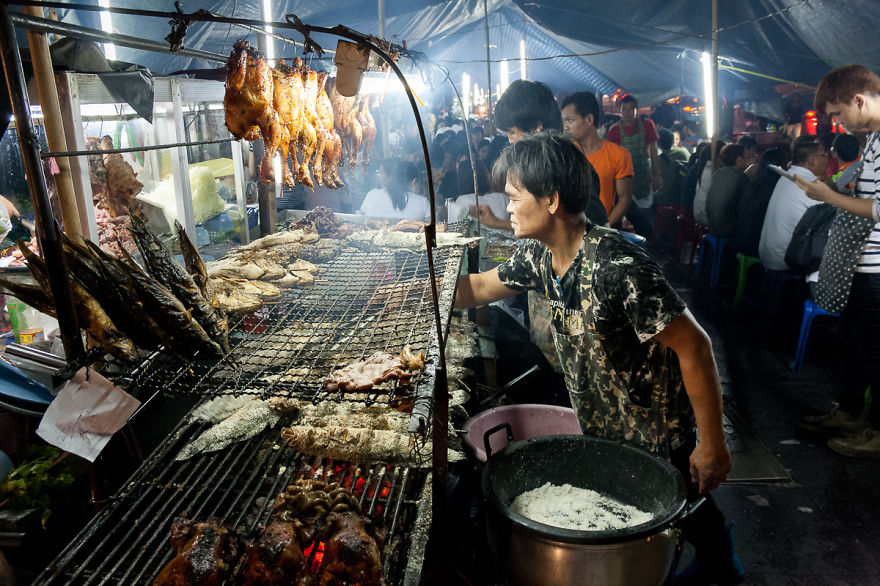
[359, 159, 431, 220]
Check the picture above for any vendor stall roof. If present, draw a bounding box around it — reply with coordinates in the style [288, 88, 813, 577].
[14, 0, 880, 104]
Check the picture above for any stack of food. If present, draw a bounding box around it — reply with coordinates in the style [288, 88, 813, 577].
[204, 228, 327, 313]
[0, 215, 228, 362]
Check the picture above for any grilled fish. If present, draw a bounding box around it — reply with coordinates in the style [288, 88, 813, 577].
[130, 215, 230, 353]
[176, 399, 280, 461]
[175, 220, 209, 298]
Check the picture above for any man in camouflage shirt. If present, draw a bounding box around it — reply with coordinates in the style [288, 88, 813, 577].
[455, 133, 743, 584]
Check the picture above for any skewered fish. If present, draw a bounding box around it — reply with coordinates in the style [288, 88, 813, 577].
[176, 219, 209, 298]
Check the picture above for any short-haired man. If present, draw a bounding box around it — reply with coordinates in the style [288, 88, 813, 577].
[561, 91, 634, 226]
[656, 128, 690, 206]
[758, 136, 828, 271]
[706, 144, 750, 239]
[455, 133, 742, 583]
[477, 79, 608, 227]
[793, 64, 880, 456]
[607, 94, 662, 202]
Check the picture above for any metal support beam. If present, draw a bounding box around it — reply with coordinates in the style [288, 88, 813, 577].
[0, 3, 85, 363]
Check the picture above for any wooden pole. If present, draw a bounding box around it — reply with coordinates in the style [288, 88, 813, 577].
[710, 0, 719, 169]
[23, 5, 82, 238]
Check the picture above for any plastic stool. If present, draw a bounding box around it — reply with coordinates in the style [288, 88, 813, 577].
[694, 234, 730, 287]
[734, 254, 762, 308]
[791, 298, 839, 374]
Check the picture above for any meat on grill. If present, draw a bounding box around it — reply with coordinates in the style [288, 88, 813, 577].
[152, 517, 239, 586]
[324, 351, 414, 392]
[241, 520, 312, 586]
[318, 512, 383, 586]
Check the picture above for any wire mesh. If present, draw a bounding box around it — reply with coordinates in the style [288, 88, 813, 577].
[35, 419, 429, 586]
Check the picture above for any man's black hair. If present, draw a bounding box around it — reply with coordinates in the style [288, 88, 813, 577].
[619, 94, 638, 108]
[560, 91, 600, 126]
[491, 132, 593, 215]
[657, 128, 675, 151]
[737, 134, 757, 150]
[791, 135, 823, 165]
[494, 80, 563, 134]
[719, 144, 745, 168]
[832, 133, 860, 163]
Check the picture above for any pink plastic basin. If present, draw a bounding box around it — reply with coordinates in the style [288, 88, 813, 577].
[462, 403, 581, 462]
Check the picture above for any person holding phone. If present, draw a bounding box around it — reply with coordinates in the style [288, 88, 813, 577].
[792, 65, 880, 457]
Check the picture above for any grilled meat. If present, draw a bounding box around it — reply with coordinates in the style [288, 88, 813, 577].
[271, 59, 305, 188]
[296, 61, 320, 190]
[290, 206, 340, 237]
[316, 72, 343, 188]
[153, 518, 239, 586]
[242, 520, 311, 586]
[324, 350, 425, 392]
[327, 79, 362, 172]
[318, 512, 383, 586]
[357, 97, 377, 174]
[225, 40, 282, 183]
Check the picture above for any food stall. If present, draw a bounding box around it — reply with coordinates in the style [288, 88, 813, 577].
[0, 4, 481, 584]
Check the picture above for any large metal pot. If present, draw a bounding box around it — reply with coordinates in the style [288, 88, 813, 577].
[482, 434, 697, 586]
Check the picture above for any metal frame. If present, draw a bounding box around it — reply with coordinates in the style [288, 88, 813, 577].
[5, 1, 459, 555]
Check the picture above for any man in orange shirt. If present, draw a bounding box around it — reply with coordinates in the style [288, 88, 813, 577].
[561, 92, 634, 227]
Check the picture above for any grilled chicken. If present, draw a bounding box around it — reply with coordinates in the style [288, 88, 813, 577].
[327, 80, 362, 172]
[224, 40, 282, 184]
[357, 97, 377, 174]
[316, 72, 343, 188]
[242, 520, 312, 586]
[296, 60, 320, 190]
[272, 60, 305, 188]
[318, 513, 383, 586]
[153, 518, 239, 586]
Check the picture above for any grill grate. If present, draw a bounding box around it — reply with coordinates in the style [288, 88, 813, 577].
[35, 419, 429, 585]
[38, 230, 468, 585]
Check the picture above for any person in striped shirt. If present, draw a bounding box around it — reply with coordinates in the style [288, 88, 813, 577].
[796, 64, 880, 458]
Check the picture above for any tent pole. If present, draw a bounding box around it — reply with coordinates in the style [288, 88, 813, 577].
[377, 0, 390, 159]
[0, 3, 85, 364]
[710, 0, 719, 166]
[483, 0, 493, 131]
[23, 5, 83, 239]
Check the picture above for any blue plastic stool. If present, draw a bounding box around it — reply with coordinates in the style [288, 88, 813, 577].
[618, 230, 647, 249]
[791, 298, 839, 374]
[694, 234, 730, 287]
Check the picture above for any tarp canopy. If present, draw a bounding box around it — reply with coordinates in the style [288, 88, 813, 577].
[12, 0, 880, 107]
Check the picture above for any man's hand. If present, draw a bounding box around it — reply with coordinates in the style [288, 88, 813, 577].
[689, 440, 731, 494]
[794, 174, 837, 202]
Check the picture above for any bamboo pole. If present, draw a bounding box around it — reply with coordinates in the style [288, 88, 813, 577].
[710, 0, 719, 168]
[23, 4, 82, 237]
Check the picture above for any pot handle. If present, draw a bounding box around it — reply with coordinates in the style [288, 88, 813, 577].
[483, 422, 514, 460]
[677, 497, 706, 523]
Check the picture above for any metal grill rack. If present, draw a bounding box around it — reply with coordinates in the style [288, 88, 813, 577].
[34, 417, 429, 585]
[97, 235, 466, 434]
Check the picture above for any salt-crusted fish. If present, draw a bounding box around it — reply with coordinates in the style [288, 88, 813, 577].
[176, 400, 281, 461]
[347, 230, 478, 251]
[189, 395, 262, 424]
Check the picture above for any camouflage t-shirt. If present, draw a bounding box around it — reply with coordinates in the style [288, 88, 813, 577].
[496, 227, 696, 450]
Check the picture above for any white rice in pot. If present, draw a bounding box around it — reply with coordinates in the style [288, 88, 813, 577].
[510, 482, 654, 531]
